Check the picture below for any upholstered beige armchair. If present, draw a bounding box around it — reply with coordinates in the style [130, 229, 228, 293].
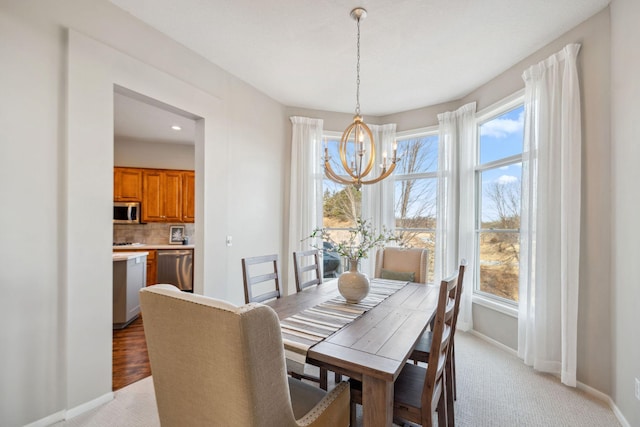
[140, 285, 350, 427]
[374, 247, 429, 284]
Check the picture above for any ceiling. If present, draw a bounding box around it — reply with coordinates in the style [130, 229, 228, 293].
[109, 0, 610, 118]
[114, 88, 196, 145]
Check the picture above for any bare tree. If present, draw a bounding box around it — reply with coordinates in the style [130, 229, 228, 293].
[394, 137, 438, 247]
[485, 179, 521, 263]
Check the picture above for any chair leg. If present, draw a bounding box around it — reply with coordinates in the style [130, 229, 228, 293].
[452, 342, 457, 401]
[350, 401, 357, 426]
[437, 388, 447, 427]
[446, 355, 455, 427]
[334, 372, 342, 383]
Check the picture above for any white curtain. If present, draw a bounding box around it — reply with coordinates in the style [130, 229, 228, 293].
[287, 116, 324, 294]
[436, 102, 476, 331]
[518, 43, 582, 387]
[361, 123, 397, 276]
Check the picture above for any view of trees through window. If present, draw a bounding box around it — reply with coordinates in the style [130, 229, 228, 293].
[393, 134, 438, 283]
[476, 104, 524, 303]
[321, 132, 438, 283]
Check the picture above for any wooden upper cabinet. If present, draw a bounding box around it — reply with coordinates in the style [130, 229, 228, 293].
[182, 171, 195, 223]
[116, 167, 193, 223]
[142, 169, 183, 223]
[114, 168, 142, 201]
[142, 170, 164, 222]
[163, 170, 183, 222]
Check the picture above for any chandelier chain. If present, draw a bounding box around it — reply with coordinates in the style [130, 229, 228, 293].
[355, 15, 361, 116]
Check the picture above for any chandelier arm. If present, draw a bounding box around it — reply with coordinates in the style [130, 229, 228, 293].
[324, 161, 360, 186]
[338, 131, 356, 179]
[358, 163, 397, 185]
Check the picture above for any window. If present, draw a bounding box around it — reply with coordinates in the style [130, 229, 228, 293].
[475, 99, 524, 304]
[394, 130, 439, 283]
[321, 133, 362, 277]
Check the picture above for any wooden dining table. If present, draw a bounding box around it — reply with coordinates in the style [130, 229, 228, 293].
[266, 278, 439, 426]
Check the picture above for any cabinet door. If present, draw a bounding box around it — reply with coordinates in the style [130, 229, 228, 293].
[114, 168, 142, 201]
[182, 171, 195, 223]
[146, 250, 157, 286]
[142, 170, 164, 222]
[163, 170, 183, 222]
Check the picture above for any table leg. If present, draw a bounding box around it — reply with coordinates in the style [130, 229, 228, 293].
[362, 374, 393, 426]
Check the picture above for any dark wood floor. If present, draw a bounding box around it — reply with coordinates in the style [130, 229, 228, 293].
[112, 315, 151, 391]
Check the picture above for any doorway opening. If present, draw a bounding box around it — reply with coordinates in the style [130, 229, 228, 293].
[112, 86, 197, 390]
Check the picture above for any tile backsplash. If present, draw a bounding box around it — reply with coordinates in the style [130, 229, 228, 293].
[114, 223, 195, 245]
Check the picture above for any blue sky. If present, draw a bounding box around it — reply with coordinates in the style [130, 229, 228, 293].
[479, 105, 524, 223]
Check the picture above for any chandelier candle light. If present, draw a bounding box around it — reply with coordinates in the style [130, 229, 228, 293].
[324, 7, 399, 190]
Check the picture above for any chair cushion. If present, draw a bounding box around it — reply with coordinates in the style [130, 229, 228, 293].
[288, 377, 327, 419]
[381, 268, 416, 282]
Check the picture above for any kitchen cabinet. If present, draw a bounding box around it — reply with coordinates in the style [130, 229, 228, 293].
[182, 171, 195, 223]
[114, 167, 142, 201]
[142, 169, 183, 223]
[145, 250, 157, 286]
[113, 167, 194, 223]
[112, 252, 147, 329]
[114, 248, 157, 286]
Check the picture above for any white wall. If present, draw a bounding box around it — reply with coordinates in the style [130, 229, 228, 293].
[0, 1, 287, 425]
[0, 5, 66, 424]
[610, 0, 640, 424]
[114, 139, 195, 170]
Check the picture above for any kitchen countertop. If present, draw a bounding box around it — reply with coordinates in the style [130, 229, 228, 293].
[112, 251, 149, 261]
[113, 244, 195, 250]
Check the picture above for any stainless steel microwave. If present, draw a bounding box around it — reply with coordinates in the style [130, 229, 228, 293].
[113, 202, 141, 224]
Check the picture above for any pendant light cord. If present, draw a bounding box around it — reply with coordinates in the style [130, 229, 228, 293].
[355, 16, 361, 117]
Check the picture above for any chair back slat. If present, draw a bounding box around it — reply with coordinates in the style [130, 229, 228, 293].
[293, 249, 322, 292]
[241, 254, 281, 303]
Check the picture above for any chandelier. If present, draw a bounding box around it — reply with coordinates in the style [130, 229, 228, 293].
[324, 7, 398, 190]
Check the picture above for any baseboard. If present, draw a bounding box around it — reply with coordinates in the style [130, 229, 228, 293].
[23, 410, 66, 427]
[576, 381, 631, 427]
[467, 329, 518, 357]
[66, 391, 114, 419]
[23, 392, 113, 427]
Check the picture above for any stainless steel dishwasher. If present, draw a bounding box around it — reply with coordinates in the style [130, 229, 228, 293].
[157, 249, 193, 291]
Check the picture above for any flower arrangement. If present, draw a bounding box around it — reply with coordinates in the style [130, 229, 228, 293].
[308, 218, 397, 263]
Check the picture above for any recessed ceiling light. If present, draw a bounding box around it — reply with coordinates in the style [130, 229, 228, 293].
[171, 125, 182, 131]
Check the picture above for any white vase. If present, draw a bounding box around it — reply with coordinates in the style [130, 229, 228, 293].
[338, 258, 370, 303]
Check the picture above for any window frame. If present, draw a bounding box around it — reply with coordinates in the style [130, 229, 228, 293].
[472, 91, 524, 315]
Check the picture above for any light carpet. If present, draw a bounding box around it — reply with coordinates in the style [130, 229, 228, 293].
[53, 332, 620, 426]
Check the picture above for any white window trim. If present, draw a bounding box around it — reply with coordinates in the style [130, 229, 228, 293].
[472, 293, 519, 318]
[472, 91, 525, 312]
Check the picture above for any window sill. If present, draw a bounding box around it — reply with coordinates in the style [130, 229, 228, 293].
[472, 294, 518, 318]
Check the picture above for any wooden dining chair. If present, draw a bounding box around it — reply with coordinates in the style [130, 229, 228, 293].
[349, 272, 459, 427]
[241, 254, 281, 304]
[410, 261, 466, 426]
[374, 247, 429, 284]
[293, 249, 322, 292]
[292, 249, 342, 389]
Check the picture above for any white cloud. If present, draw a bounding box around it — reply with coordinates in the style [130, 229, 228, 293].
[480, 110, 524, 138]
[497, 175, 518, 184]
